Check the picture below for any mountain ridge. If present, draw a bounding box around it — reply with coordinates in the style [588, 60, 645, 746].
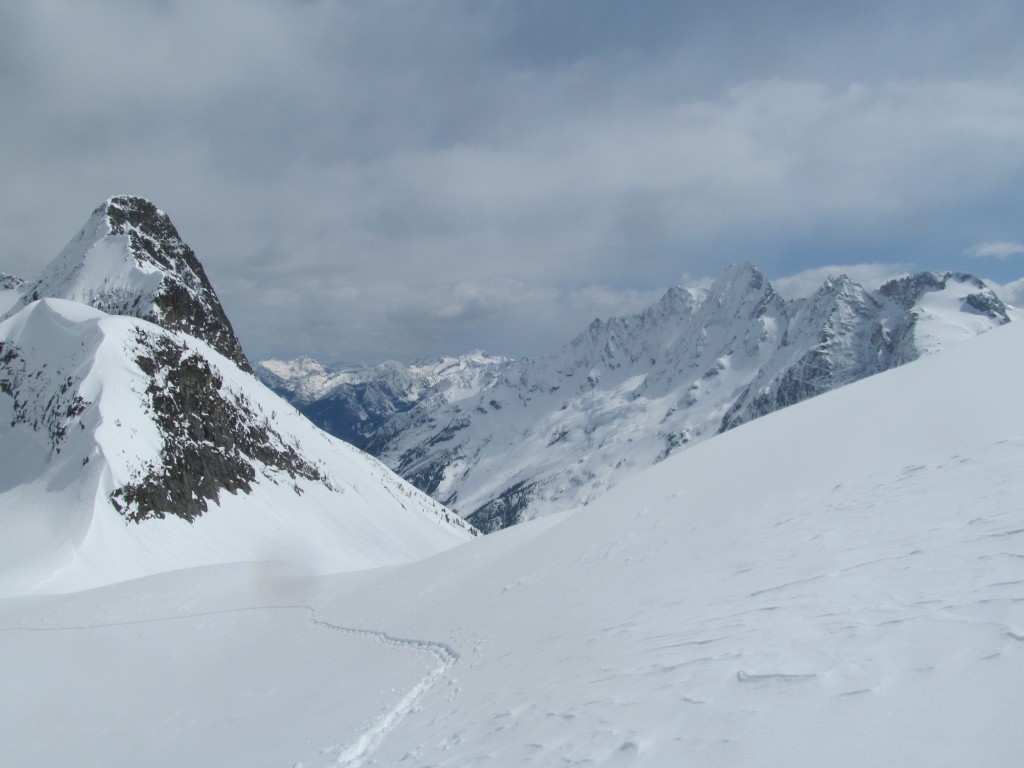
[262, 263, 1011, 532]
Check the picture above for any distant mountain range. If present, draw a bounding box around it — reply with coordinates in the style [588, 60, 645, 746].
[259, 264, 1011, 532]
[0, 197, 476, 596]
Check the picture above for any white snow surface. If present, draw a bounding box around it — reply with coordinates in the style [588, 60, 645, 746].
[912, 276, 1013, 353]
[2, 319, 1022, 766]
[0, 299, 475, 597]
[18, 203, 167, 319]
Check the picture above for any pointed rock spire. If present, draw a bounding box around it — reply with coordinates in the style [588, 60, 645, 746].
[22, 196, 252, 372]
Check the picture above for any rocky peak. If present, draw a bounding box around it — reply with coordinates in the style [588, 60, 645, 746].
[642, 285, 701, 324]
[22, 196, 252, 372]
[804, 275, 881, 333]
[701, 263, 783, 324]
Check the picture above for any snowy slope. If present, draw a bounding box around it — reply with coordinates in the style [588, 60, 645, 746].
[0, 298, 476, 597]
[303, 265, 1007, 531]
[9, 196, 251, 371]
[1, 318, 1021, 767]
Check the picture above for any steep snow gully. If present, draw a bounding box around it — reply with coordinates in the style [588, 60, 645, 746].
[0, 604, 457, 768]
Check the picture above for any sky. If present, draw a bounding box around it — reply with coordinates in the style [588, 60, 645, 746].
[2, 0, 1024, 364]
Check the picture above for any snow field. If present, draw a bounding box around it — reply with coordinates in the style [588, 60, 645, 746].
[309, 319, 1024, 765]
[1, 316, 1022, 766]
[0, 580, 450, 768]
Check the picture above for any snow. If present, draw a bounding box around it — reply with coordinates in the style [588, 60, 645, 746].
[2, 319, 1022, 766]
[25, 206, 165, 318]
[0, 299, 475, 597]
[272, 266, 1008, 532]
[912, 276, 1014, 353]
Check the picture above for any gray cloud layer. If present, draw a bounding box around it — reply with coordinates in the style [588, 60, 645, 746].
[2, 1, 1023, 362]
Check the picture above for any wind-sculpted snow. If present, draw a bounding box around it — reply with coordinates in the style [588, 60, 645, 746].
[271, 264, 1011, 531]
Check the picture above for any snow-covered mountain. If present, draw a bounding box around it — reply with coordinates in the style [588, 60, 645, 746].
[0, 200, 476, 596]
[257, 351, 507, 450]
[3, 311, 1022, 768]
[720, 270, 1011, 430]
[267, 264, 1010, 532]
[8, 196, 251, 371]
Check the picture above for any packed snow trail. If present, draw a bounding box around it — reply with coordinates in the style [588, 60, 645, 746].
[0, 603, 458, 768]
[308, 615, 459, 766]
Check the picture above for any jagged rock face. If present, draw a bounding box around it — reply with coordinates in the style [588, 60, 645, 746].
[0, 339, 87, 452]
[112, 328, 330, 523]
[720, 276, 892, 431]
[267, 264, 1012, 533]
[20, 196, 251, 372]
[469, 480, 540, 533]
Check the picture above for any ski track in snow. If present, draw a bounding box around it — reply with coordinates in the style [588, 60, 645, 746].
[0, 604, 457, 768]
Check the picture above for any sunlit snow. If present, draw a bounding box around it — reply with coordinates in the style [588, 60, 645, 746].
[2, 319, 1022, 766]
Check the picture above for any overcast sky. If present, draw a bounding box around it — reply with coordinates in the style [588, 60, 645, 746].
[2, 1, 1024, 363]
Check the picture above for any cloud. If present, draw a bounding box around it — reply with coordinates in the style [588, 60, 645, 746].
[2, 2, 1024, 362]
[986, 276, 1024, 308]
[964, 241, 1024, 260]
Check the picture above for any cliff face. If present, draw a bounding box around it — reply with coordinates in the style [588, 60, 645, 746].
[112, 327, 330, 523]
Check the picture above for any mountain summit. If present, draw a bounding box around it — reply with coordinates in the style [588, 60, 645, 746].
[0, 199, 477, 596]
[15, 196, 251, 371]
